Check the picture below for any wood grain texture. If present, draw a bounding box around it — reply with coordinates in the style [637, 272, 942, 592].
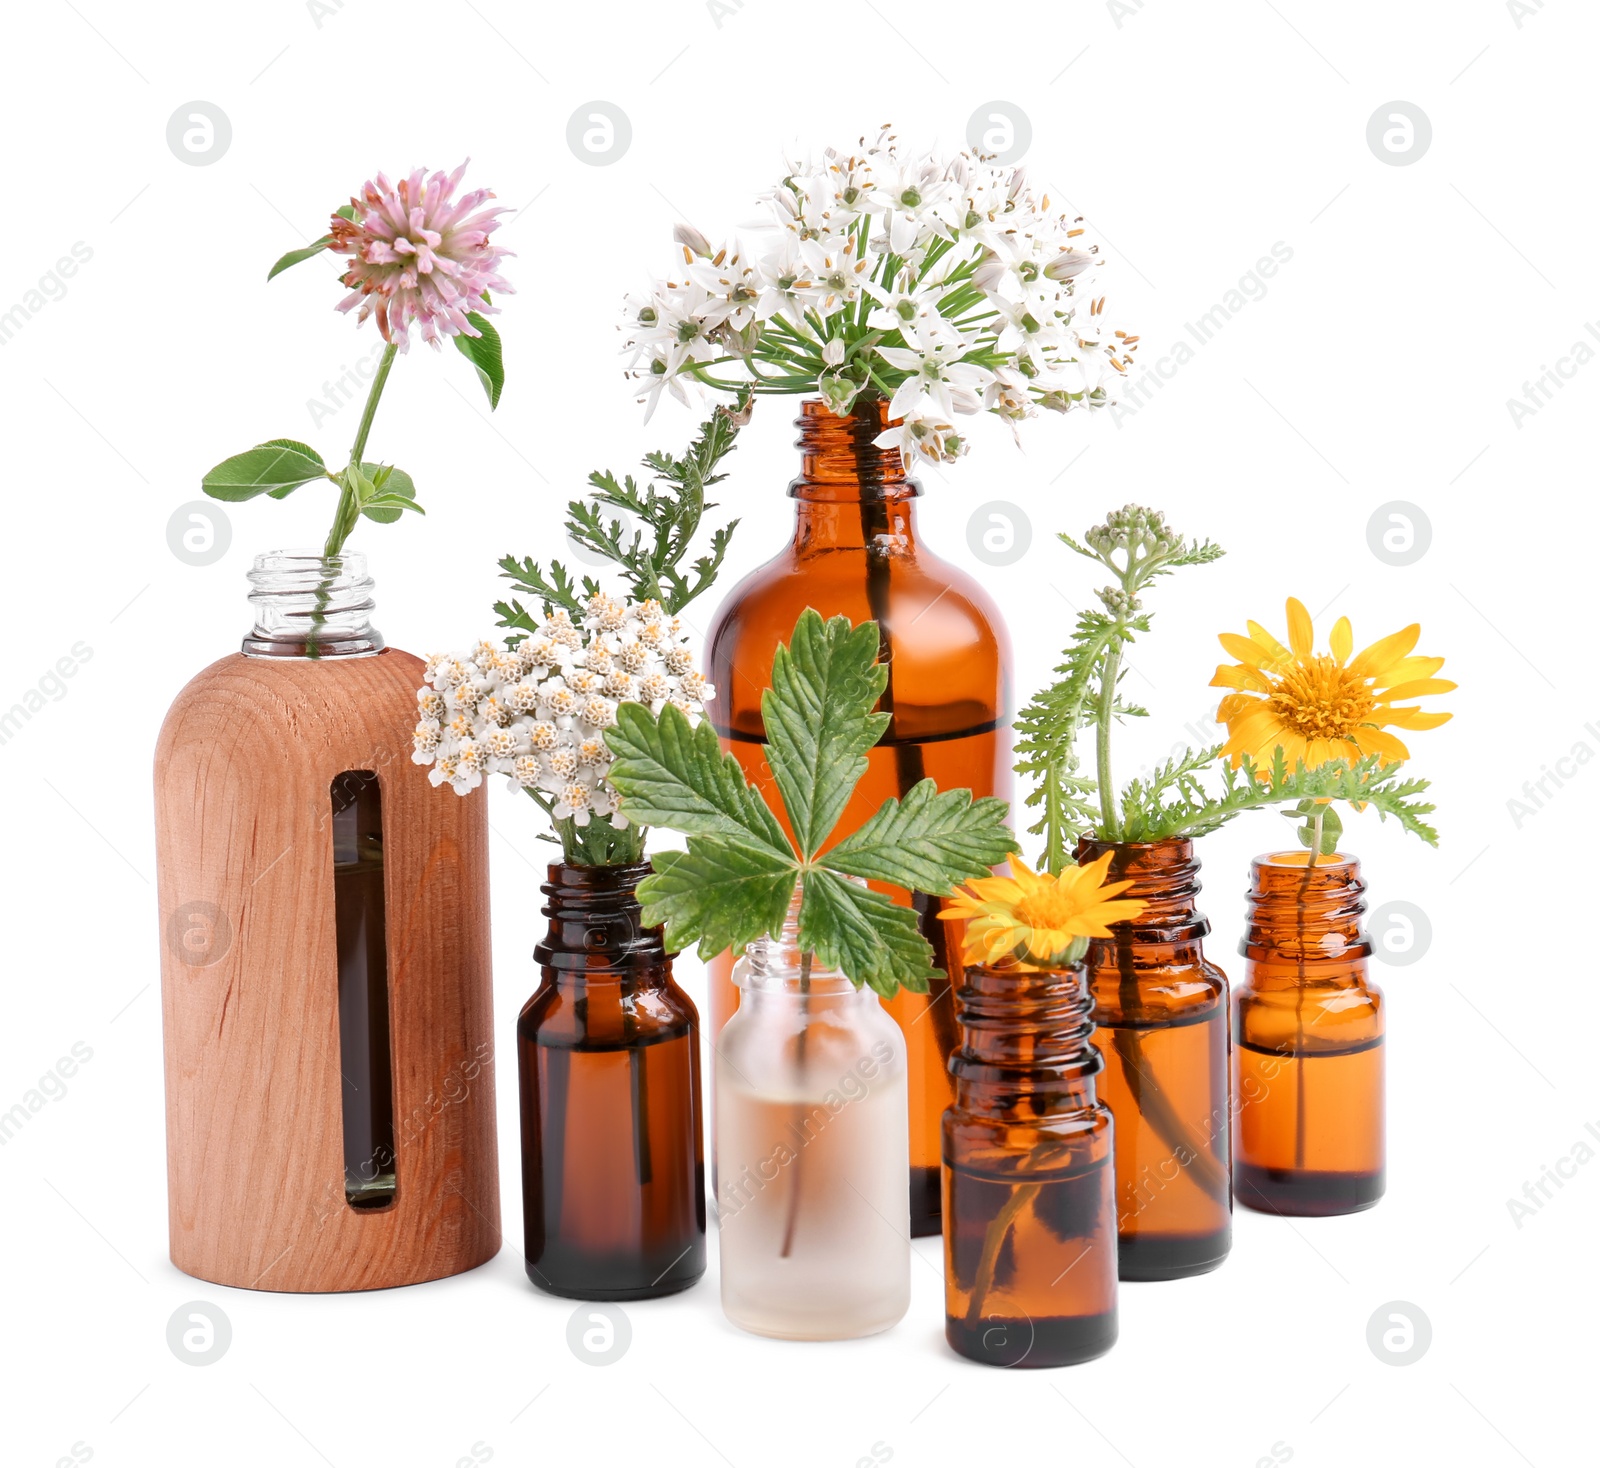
[155, 648, 500, 1291]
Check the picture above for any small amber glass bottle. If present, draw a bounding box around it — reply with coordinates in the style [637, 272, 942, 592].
[517, 861, 706, 1298]
[943, 960, 1118, 1367]
[1076, 836, 1231, 1281]
[706, 398, 1011, 1236]
[1233, 851, 1383, 1216]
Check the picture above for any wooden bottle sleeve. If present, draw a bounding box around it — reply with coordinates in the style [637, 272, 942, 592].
[155, 648, 499, 1291]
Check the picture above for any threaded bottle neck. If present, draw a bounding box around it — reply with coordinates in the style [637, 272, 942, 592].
[243, 550, 383, 659]
[950, 962, 1102, 1110]
[533, 860, 666, 977]
[738, 882, 862, 998]
[1240, 851, 1371, 964]
[1075, 836, 1210, 942]
[791, 398, 917, 503]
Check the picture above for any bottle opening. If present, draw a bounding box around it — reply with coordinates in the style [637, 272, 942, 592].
[243, 550, 385, 659]
[330, 771, 397, 1210]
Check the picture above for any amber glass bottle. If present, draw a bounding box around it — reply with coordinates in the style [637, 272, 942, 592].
[943, 961, 1118, 1367]
[1076, 836, 1231, 1280]
[517, 861, 706, 1298]
[706, 398, 1011, 1235]
[1233, 851, 1383, 1216]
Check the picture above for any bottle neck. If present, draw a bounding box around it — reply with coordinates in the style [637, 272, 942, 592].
[737, 882, 870, 1004]
[1075, 836, 1210, 952]
[533, 860, 667, 981]
[243, 550, 384, 659]
[950, 962, 1103, 1115]
[1240, 851, 1371, 973]
[789, 398, 921, 554]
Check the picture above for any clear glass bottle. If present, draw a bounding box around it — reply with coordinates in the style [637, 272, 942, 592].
[518, 860, 707, 1298]
[706, 398, 1012, 1236]
[943, 960, 1118, 1368]
[1233, 851, 1384, 1216]
[1076, 836, 1232, 1281]
[243, 548, 385, 657]
[716, 890, 910, 1339]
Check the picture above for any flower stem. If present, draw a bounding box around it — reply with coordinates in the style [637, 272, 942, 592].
[323, 342, 398, 559]
[780, 948, 814, 1260]
[1095, 634, 1123, 839]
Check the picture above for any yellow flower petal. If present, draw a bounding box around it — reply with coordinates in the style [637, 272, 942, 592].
[1244, 622, 1293, 665]
[1219, 632, 1275, 668]
[1211, 664, 1272, 693]
[1350, 624, 1421, 680]
[1352, 725, 1410, 761]
[1285, 598, 1314, 660]
[1329, 616, 1353, 664]
[1376, 678, 1456, 702]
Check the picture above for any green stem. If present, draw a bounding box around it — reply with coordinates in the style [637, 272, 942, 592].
[322, 342, 398, 559]
[780, 948, 814, 1260]
[1095, 633, 1124, 838]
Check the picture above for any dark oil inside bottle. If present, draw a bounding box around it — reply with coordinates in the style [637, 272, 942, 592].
[522, 1023, 706, 1299]
[944, 1153, 1118, 1367]
[331, 772, 397, 1210]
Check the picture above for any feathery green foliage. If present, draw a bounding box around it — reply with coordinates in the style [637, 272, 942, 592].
[495, 397, 747, 634]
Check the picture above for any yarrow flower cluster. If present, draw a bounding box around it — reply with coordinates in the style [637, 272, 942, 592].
[330, 160, 514, 351]
[621, 127, 1137, 465]
[412, 595, 714, 829]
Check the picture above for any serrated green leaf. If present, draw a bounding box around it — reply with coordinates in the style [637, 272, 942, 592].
[203, 440, 328, 501]
[823, 779, 1016, 893]
[453, 310, 505, 409]
[798, 869, 934, 998]
[636, 842, 797, 960]
[763, 609, 888, 861]
[605, 701, 792, 853]
[267, 235, 335, 281]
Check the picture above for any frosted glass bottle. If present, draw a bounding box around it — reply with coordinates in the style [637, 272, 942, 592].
[715, 891, 910, 1340]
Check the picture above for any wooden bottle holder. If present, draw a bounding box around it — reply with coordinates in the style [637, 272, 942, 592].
[155, 648, 500, 1291]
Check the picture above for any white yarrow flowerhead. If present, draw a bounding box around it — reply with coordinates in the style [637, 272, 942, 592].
[414, 593, 713, 828]
[620, 126, 1136, 462]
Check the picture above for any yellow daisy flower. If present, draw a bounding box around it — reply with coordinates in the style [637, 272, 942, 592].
[1211, 596, 1453, 769]
[941, 852, 1148, 968]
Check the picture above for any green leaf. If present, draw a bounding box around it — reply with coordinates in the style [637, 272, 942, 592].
[636, 842, 797, 960]
[267, 235, 335, 281]
[356, 463, 420, 523]
[335, 204, 356, 222]
[823, 780, 1017, 893]
[203, 440, 328, 502]
[605, 702, 792, 854]
[762, 610, 888, 860]
[257, 438, 330, 499]
[453, 310, 505, 409]
[798, 869, 935, 998]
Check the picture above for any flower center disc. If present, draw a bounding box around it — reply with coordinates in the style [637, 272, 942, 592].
[1266, 656, 1375, 739]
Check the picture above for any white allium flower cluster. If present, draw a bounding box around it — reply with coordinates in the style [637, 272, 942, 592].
[412, 594, 713, 828]
[621, 127, 1137, 466]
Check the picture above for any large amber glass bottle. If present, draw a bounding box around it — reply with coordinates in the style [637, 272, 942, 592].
[517, 861, 706, 1298]
[1233, 851, 1383, 1216]
[943, 960, 1118, 1368]
[706, 398, 1011, 1236]
[1076, 837, 1231, 1280]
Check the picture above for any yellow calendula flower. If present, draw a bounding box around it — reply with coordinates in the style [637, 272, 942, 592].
[1211, 596, 1453, 769]
[941, 852, 1148, 968]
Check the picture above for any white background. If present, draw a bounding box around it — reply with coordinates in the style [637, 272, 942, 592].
[2, 1, 1593, 1464]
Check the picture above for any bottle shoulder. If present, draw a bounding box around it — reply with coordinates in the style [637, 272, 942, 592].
[157, 648, 425, 762]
